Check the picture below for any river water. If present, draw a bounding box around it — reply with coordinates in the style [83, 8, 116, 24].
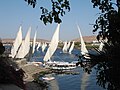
[32, 48, 105, 90]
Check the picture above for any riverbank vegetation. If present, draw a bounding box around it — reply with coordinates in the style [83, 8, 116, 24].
[58, 41, 99, 50]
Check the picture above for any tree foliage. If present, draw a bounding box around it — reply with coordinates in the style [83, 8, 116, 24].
[24, 0, 70, 25]
[91, 0, 120, 90]
[0, 40, 25, 89]
[91, 0, 120, 44]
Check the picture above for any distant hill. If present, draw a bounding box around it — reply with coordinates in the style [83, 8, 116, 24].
[31, 39, 50, 43]
[72, 35, 97, 43]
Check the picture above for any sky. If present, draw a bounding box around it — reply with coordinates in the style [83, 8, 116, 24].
[0, 0, 99, 41]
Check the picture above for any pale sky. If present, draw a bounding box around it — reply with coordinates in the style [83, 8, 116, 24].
[0, 0, 99, 41]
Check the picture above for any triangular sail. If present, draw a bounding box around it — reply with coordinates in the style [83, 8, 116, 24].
[10, 26, 22, 58]
[66, 41, 71, 51]
[16, 27, 31, 58]
[62, 41, 68, 53]
[42, 43, 47, 52]
[99, 38, 108, 51]
[32, 31, 37, 54]
[99, 41, 104, 51]
[69, 41, 75, 54]
[36, 42, 41, 51]
[43, 24, 60, 62]
[77, 25, 88, 55]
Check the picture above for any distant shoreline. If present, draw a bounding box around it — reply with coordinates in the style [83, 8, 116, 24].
[1, 35, 97, 44]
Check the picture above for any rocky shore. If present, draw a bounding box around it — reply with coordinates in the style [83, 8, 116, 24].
[0, 58, 50, 90]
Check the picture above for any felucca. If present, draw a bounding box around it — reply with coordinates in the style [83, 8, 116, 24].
[10, 26, 22, 58]
[43, 24, 76, 70]
[68, 41, 75, 54]
[77, 25, 90, 59]
[15, 27, 31, 59]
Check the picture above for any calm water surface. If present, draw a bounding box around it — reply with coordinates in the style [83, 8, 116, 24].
[32, 48, 105, 90]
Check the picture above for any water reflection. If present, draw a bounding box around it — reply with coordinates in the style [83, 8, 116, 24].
[49, 78, 59, 90]
[80, 72, 90, 90]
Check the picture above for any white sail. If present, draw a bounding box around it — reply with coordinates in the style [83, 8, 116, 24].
[10, 26, 22, 58]
[42, 42, 47, 52]
[16, 27, 31, 58]
[41, 43, 45, 52]
[36, 42, 41, 51]
[77, 25, 88, 55]
[99, 41, 104, 51]
[44, 43, 47, 50]
[43, 24, 60, 62]
[62, 41, 68, 53]
[32, 31, 37, 54]
[69, 41, 75, 54]
[66, 41, 71, 51]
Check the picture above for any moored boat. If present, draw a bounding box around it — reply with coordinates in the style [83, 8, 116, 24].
[43, 24, 77, 70]
[42, 76, 55, 81]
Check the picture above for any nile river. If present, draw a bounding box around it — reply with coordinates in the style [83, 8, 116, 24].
[32, 48, 105, 90]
